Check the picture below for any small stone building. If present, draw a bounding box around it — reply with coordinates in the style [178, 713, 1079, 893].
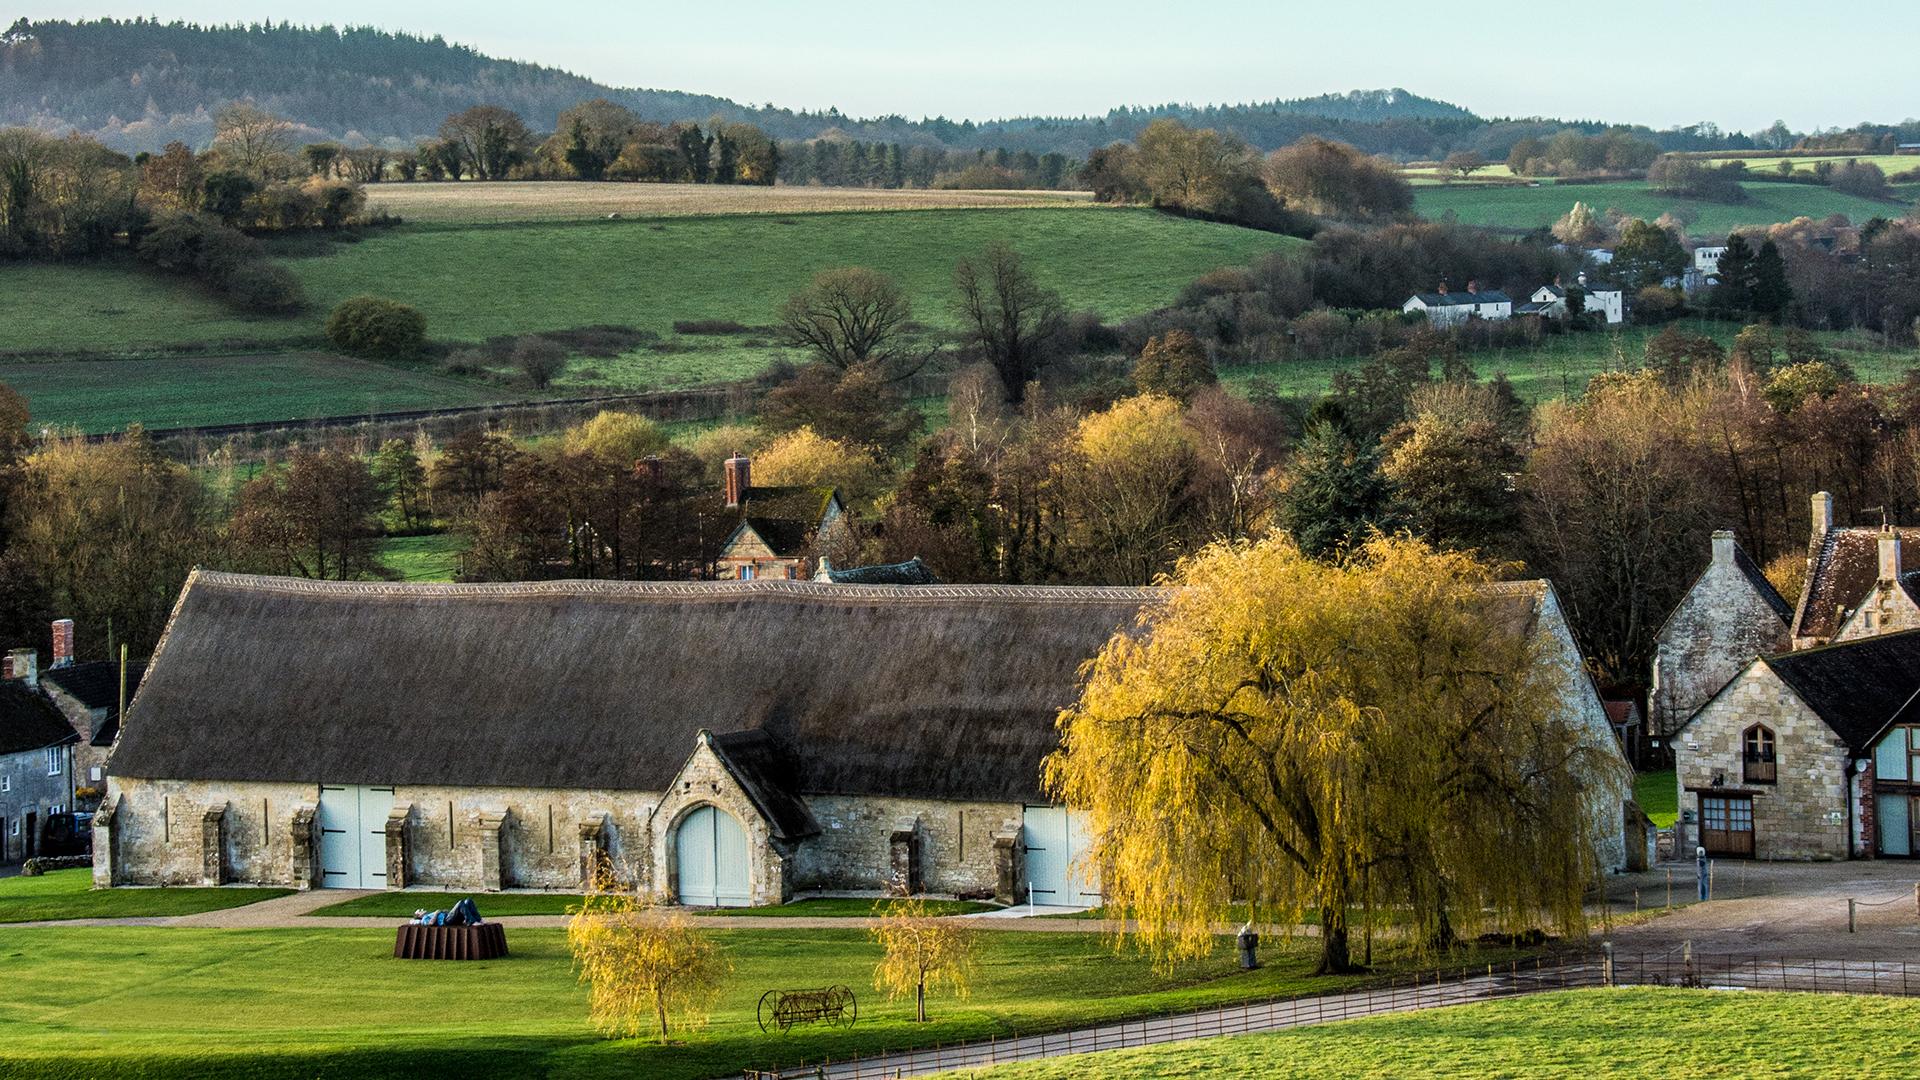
[713, 454, 851, 582]
[0, 671, 79, 865]
[1648, 530, 1792, 764]
[96, 571, 1632, 900]
[1791, 492, 1920, 649]
[1674, 629, 1920, 860]
[42, 655, 145, 804]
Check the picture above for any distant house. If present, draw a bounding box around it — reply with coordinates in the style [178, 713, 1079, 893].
[1527, 274, 1625, 325]
[0, 652, 79, 866]
[42, 652, 145, 803]
[1791, 493, 1920, 649]
[1694, 246, 1728, 275]
[714, 454, 851, 581]
[1401, 282, 1512, 325]
[1897, 144, 1920, 156]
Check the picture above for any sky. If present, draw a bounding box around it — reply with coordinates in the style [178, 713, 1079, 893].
[21, 1, 1919, 133]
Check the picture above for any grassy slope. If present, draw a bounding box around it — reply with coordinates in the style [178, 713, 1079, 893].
[0, 352, 503, 434]
[0, 869, 290, 923]
[0, 263, 304, 356]
[1415, 180, 1910, 237]
[1635, 769, 1679, 829]
[1220, 323, 1920, 403]
[936, 988, 1920, 1078]
[0, 926, 1465, 1080]
[377, 533, 470, 582]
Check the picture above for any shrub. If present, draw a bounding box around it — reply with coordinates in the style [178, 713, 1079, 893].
[325, 296, 427, 359]
[672, 319, 751, 335]
[514, 337, 569, 389]
[221, 262, 305, 314]
[136, 212, 258, 279]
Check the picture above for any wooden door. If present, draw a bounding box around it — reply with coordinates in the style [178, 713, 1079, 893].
[675, 805, 750, 907]
[1700, 794, 1755, 857]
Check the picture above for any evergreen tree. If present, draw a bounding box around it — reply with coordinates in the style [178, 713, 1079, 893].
[1752, 240, 1792, 319]
[1711, 234, 1758, 314]
[1277, 417, 1390, 558]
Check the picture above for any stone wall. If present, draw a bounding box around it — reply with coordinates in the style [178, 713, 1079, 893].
[1676, 663, 1850, 859]
[796, 795, 1022, 897]
[100, 776, 313, 885]
[1650, 537, 1792, 739]
[1, 745, 75, 864]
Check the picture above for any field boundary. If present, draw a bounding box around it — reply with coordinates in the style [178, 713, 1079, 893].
[742, 950, 1920, 1079]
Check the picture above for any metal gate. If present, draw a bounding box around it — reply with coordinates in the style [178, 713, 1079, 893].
[317, 784, 393, 888]
[1700, 794, 1755, 857]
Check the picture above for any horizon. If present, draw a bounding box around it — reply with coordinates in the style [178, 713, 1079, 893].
[16, 2, 1919, 134]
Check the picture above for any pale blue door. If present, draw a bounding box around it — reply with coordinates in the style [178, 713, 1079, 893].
[676, 805, 751, 906]
[316, 784, 360, 888]
[357, 786, 393, 888]
[1023, 806, 1101, 906]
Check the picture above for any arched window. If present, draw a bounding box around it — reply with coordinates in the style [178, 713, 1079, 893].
[1743, 725, 1777, 784]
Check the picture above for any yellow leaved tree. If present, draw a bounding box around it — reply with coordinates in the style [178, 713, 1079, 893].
[1047, 533, 1621, 974]
[566, 880, 730, 1043]
[870, 896, 978, 1022]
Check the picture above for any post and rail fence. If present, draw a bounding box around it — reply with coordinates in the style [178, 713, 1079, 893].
[736, 950, 1920, 1080]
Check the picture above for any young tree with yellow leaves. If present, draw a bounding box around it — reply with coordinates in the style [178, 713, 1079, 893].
[870, 896, 978, 1022]
[1047, 533, 1621, 974]
[566, 883, 730, 1043]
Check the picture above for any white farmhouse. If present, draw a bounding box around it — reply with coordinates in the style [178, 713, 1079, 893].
[1401, 282, 1512, 325]
[1525, 273, 1624, 325]
[1694, 246, 1728, 275]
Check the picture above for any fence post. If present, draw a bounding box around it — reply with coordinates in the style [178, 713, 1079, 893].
[1666, 867, 1673, 909]
[1602, 941, 1615, 988]
[1850, 897, 1857, 933]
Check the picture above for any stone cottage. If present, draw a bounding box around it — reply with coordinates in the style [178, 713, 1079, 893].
[1647, 530, 1793, 765]
[712, 453, 851, 582]
[96, 571, 1632, 901]
[1791, 492, 1920, 648]
[0, 660, 80, 865]
[1674, 629, 1920, 860]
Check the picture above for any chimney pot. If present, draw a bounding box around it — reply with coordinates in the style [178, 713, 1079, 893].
[51, 618, 74, 669]
[1711, 530, 1735, 566]
[724, 454, 751, 509]
[1812, 491, 1834, 537]
[1880, 530, 1902, 584]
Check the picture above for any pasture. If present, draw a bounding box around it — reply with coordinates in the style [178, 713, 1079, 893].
[364, 181, 1095, 224]
[0, 869, 290, 923]
[1699, 153, 1919, 177]
[937, 988, 1920, 1078]
[1414, 180, 1910, 237]
[0, 924, 1464, 1080]
[0, 352, 501, 434]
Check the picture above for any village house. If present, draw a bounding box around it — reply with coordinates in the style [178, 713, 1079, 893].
[1522, 274, 1626, 325]
[0, 651, 79, 866]
[36, 620, 144, 805]
[1401, 282, 1512, 325]
[713, 453, 851, 582]
[1793, 492, 1920, 648]
[94, 571, 1632, 902]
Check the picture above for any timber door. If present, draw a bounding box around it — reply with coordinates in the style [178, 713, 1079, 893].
[675, 805, 750, 907]
[1022, 806, 1101, 907]
[1699, 794, 1755, 857]
[316, 784, 393, 888]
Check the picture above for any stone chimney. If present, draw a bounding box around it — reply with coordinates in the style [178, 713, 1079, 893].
[1577, 271, 1590, 288]
[723, 454, 751, 509]
[1711, 529, 1735, 566]
[51, 618, 74, 669]
[1881, 530, 1902, 583]
[1467, 280, 1480, 295]
[5, 647, 36, 688]
[1812, 491, 1834, 537]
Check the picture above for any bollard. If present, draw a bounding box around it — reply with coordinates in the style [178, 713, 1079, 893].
[1634, 888, 1641, 914]
[1602, 941, 1615, 988]
[1667, 867, 1673, 909]
[1696, 847, 1709, 902]
[1850, 897, 1857, 933]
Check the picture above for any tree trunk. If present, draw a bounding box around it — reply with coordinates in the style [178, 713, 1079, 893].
[656, 994, 669, 1044]
[916, 980, 926, 1023]
[1315, 906, 1360, 974]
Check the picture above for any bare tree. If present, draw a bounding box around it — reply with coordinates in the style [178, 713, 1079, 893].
[439, 106, 534, 181]
[778, 267, 920, 375]
[952, 243, 1066, 404]
[212, 102, 297, 178]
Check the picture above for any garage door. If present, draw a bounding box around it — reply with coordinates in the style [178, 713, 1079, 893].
[675, 805, 750, 907]
[1023, 805, 1101, 907]
[317, 784, 393, 889]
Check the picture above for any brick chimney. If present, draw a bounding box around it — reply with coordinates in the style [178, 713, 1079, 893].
[1880, 529, 1902, 583]
[724, 454, 751, 509]
[1436, 281, 1449, 296]
[51, 618, 74, 669]
[1811, 491, 1834, 538]
[1467, 280, 1480, 295]
[1711, 529, 1735, 566]
[5, 647, 36, 688]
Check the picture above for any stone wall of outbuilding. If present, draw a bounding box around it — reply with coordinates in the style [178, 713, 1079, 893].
[796, 795, 1021, 898]
[1676, 663, 1851, 860]
[1649, 534, 1792, 741]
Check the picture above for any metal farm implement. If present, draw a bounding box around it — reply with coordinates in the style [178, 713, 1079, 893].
[758, 985, 859, 1034]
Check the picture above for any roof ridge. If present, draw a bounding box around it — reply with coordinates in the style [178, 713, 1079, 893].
[187, 570, 1166, 606]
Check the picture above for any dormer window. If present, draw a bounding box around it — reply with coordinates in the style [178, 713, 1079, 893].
[1743, 725, 1777, 784]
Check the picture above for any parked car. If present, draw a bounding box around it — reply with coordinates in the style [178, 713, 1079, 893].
[38, 812, 92, 858]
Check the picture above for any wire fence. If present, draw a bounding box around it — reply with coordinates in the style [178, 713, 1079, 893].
[738, 950, 1920, 1080]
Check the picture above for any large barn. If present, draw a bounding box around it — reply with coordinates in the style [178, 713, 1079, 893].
[95, 571, 1631, 903]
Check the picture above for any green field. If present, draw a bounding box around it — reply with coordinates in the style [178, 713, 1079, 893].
[0, 869, 290, 923]
[304, 892, 996, 918]
[1415, 180, 1911, 237]
[938, 988, 1920, 1078]
[0, 925, 1458, 1079]
[1635, 769, 1678, 829]
[1700, 153, 1920, 177]
[0, 352, 501, 434]
[1220, 323, 1920, 403]
[377, 533, 470, 582]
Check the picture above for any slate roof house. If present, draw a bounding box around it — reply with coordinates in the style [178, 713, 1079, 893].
[42, 655, 146, 802]
[0, 664, 80, 865]
[713, 454, 851, 582]
[1401, 282, 1512, 325]
[95, 571, 1632, 902]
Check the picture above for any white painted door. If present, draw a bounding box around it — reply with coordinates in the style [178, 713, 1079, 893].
[675, 805, 751, 907]
[1023, 805, 1101, 906]
[317, 784, 392, 889]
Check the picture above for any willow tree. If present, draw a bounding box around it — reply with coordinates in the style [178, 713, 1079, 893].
[1046, 533, 1616, 974]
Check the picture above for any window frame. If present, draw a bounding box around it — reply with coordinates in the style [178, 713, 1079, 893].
[45, 747, 61, 777]
[1742, 724, 1778, 785]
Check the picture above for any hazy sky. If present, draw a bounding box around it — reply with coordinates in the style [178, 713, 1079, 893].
[22, 1, 1917, 132]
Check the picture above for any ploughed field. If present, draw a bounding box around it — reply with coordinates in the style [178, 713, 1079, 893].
[0, 924, 1479, 1080]
[1413, 180, 1914, 237]
[363, 180, 1096, 224]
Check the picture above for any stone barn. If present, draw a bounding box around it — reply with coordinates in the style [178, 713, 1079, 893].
[97, 571, 1631, 902]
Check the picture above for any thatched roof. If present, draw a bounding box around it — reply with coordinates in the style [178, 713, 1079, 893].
[109, 572, 1158, 803]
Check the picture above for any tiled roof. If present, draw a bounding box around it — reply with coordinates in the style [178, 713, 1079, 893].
[823, 558, 941, 586]
[1765, 629, 1920, 750]
[0, 682, 80, 756]
[1412, 291, 1512, 306]
[1793, 527, 1920, 641]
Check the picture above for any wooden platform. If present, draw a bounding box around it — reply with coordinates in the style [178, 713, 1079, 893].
[393, 922, 509, 960]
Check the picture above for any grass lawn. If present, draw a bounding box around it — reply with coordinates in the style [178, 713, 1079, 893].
[0, 925, 1483, 1079]
[0, 869, 290, 923]
[933, 987, 1920, 1078]
[1415, 180, 1910, 238]
[0, 262, 310, 356]
[377, 533, 470, 582]
[693, 897, 1000, 918]
[307, 891, 586, 917]
[1636, 769, 1679, 829]
[0, 352, 502, 434]
[1219, 322, 1920, 403]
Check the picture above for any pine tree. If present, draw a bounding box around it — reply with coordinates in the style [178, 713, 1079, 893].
[1752, 240, 1792, 319]
[1711, 234, 1757, 314]
[1277, 419, 1390, 558]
